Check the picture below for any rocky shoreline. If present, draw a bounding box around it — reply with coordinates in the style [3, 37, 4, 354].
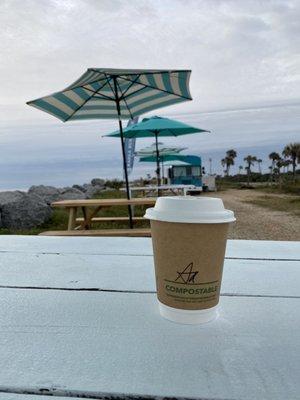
[0, 179, 108, 229]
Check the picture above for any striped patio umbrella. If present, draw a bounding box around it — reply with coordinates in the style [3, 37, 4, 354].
[27, 68, 192, 228]
[135, 142, 187, 157]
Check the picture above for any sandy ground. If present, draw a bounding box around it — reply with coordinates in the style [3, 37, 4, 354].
[203, 189, 300, 241]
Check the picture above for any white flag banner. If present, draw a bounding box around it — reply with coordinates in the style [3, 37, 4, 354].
[124, 117, 138, 178]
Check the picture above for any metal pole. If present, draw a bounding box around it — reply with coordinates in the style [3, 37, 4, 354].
[209, 158, 212, 175]
[154, 131, 162, 196]
[113, 77, 133, 229]
[155, 131, 161, 186]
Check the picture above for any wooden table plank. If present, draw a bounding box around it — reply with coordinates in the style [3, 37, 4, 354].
[0, 236, 299, 260]
[75, 216, 145, 222]
[0, 392, 140, 400]
[226, 239, 300, 261]
[52, 198, 156, 208]
[39, 228, 151, 237]
[0, 252, 299, 297]
[0, 289, 298, 400]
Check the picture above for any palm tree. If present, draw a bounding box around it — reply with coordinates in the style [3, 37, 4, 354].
[238, 165, 243, 175]
[269, 152, 280, 180]
[244, 155, 257, 185]
[269, 152, 280, 168]
[283, 159, 292, 172]
[257, 158, 262, 174]
[221, 149, 237, 176]
[282, 143, 300, 179]
[226, 149, 237, 159]
[276, 158, 285, 186]
[221, 156, 234, 176]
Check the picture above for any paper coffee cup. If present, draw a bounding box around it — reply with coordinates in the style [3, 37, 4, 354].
[144, 197, 235, 324]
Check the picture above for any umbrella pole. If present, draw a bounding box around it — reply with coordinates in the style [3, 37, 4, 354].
[154, 131, 161, 189]
[113, 77, 133, 229]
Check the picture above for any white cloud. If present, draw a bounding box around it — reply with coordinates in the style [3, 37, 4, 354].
[1, 0, 300, 110]
[0, 0, 299, 186]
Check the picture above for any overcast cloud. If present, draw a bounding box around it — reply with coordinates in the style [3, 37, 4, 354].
[0, 0, 299, 187]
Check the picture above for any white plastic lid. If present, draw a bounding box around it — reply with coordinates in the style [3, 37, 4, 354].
[144, 196, 235, 224]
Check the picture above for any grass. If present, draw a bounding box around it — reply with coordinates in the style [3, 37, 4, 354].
[1, 182, 299, 235]
[0, 189, 150, 235]
[243, 195, 300, 217]
[216, 177, 300, 195]
[256, 182, 300, 196]
[215, 180, 241, 192]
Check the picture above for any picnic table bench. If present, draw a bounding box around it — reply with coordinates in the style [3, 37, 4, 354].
[0, 235, 299, 400]
[40, 197, 156, 237]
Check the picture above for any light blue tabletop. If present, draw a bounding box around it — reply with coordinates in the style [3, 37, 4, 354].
[0, 236, 299, 400]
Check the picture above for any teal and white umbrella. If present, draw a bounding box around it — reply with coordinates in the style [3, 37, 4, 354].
[106, 116, 209, 185]
[135, 142, 187, 157]
[27, 68, 193, 227]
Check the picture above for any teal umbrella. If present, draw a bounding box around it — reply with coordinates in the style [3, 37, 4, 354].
[27, 68, 193, 228]
[105, 116, 209, 185]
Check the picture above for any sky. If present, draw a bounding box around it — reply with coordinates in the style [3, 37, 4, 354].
[0, 0, 299, 189]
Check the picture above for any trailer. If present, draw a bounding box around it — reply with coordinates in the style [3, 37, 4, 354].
[167, 155, 202, 188]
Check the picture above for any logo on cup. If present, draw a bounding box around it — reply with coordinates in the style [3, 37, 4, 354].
[175, 262, 199, 284]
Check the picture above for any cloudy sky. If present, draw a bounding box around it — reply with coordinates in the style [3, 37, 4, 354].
[0, 0, 299, 188]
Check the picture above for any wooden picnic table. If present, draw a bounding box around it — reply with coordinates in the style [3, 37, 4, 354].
[0, 235, 299, 400]
[41, 197, 156, 237]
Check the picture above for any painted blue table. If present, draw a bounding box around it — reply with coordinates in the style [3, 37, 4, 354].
[0, 236, 299, 400]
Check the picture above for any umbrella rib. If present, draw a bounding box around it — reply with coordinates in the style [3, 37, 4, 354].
[120, 76, 192, 100]
[103, 74, 133, 119]
[121, 96, 134, 120]
[63, 79, 112, 122]
[83, 87, 115, 101]
[116, 80, 134, 120]
[121, 85, 147, 101]
[104, 73, 116, 97]
[118, 74, 141, 100]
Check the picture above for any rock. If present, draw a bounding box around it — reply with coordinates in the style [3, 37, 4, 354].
[59, 187, 86, 200]
[72, 184, 86, 192]
[28, 185, 61, 205]
[81, 184, 89, 192]
[84, 183, 104, 199]
[91, 178, 105, 187]
[28, 184, 87, 203]
[0, 191, 52, 230]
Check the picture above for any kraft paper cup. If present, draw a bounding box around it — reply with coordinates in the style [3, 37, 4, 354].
[144, 197, 235, 324]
